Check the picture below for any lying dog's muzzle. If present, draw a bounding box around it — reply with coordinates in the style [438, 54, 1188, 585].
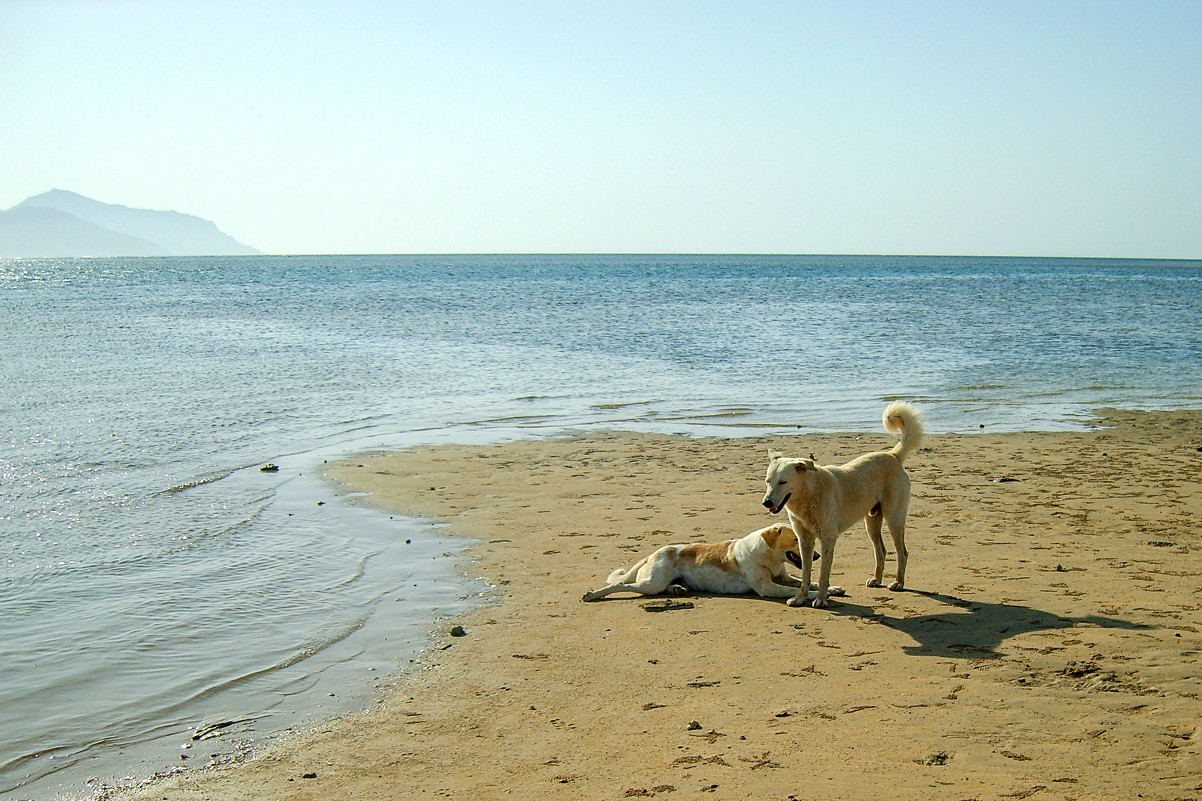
[785, 549, 819, 569]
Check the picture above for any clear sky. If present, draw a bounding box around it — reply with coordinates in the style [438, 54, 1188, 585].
[3, 1, 1200, 257]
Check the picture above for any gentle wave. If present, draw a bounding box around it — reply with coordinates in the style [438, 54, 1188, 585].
[159, 468, 240, 494]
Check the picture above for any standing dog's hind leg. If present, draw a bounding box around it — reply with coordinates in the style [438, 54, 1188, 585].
[886, 515, 908, 591]
[864, 512, 886, 588]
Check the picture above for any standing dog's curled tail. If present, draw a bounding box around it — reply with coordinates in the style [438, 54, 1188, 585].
[883, 401, 924, 464]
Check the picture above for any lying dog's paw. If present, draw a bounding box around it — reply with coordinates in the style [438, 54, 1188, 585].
[827, 585, 846, 597]
[665, 583, 689, 596]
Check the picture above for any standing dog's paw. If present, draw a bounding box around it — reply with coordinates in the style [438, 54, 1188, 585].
[786, 595, 811, 608]
[888, 580, 905, 591]
[811, 596, 831, 609]
[865, 577, 882, 588]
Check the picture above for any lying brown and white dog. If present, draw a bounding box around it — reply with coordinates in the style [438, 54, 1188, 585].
[582, 523, 845, 602]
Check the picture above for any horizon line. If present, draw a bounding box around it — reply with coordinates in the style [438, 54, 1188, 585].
[5, 252, 1202, 262]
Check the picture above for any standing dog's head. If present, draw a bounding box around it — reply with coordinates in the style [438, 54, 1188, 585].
[762, 450, 817, 514]
[757, 522, 806, 570]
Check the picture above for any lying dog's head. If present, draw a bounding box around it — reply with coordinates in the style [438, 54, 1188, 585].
[758, 522, 806, 569]
[762, 450, 817, 515]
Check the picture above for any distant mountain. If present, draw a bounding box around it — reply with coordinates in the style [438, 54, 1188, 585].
[0, 206, 170, 257]
[0, 190, 260, 257]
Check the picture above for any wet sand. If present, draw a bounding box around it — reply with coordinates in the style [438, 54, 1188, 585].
[120, 410, 1201, 801]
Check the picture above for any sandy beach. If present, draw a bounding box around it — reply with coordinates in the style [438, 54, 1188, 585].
[119, 409, 1201, 801]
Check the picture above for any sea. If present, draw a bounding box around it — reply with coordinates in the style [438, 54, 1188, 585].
[2, 254, 1200, 799]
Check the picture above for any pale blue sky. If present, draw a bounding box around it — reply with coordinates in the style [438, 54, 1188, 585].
[3, 0, 1200, 256]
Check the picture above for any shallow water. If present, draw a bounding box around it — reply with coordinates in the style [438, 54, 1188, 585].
[1, 254, 1199, 798]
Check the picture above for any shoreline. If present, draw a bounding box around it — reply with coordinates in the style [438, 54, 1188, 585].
[116, 409, 1201, 801]
[10, 465, 487, 801]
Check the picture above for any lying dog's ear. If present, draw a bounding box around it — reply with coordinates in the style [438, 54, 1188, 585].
[795, 458, 817, 471]
[767, 449, 783, 461]
[761, 525, 785, 548]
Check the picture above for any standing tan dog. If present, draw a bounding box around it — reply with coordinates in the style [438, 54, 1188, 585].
[582, 523, 845, 602]
[761, 401, 924, 608]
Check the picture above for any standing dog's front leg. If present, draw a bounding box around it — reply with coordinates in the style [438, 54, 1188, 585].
[787, 529, 817, 607]
[811, 534, 838, 607]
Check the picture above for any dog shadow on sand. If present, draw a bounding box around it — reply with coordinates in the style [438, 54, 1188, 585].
[826, 589, 1153, 659]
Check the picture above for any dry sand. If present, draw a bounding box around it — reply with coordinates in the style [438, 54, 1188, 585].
[120, 410, 1201, 801]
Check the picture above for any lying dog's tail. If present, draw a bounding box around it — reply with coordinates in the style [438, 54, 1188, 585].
[606, 557, 648, 585]
[883, 401, 924, 464]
